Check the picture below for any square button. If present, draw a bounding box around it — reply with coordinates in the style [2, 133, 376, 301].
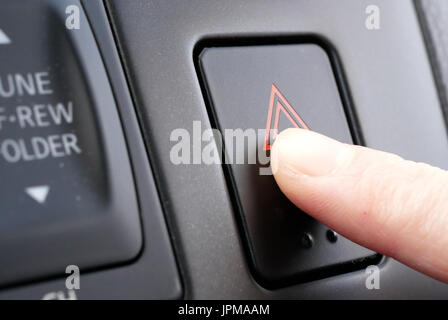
[198, 43, 379, 286]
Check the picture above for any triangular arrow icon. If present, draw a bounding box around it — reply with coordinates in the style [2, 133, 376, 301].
[263, 84, 309, 150]
[25, 185, 50, 204]
[0, 29, 11, 45]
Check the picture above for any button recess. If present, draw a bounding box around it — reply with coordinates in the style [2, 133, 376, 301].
[198, 43, 379, 285]
[0, 0, 141, 287]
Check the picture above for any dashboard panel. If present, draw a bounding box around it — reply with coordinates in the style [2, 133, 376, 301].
[0, 0, 448, 299]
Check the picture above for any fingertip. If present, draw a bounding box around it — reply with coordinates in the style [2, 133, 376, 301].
[271, 128, 349, 177]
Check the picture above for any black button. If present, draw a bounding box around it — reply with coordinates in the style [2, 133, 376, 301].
[198, 43, 378, 286]
[0, 0, 141, 287]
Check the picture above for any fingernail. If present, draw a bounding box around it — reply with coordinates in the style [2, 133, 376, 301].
[271, 128, 354, 176]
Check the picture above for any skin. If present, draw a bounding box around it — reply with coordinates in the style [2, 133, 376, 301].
[271, 128, 448, 283]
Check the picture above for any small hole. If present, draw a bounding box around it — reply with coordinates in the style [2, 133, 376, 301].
[300, 232, 314, 249]
[326, 230, 338, 243]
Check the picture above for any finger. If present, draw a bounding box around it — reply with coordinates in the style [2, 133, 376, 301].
[271, 128, 448, 283]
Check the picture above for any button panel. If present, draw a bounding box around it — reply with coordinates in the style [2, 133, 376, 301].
[0, 0, 141, 287]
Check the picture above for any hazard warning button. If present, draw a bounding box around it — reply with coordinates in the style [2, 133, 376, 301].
[198, 43, 378, 285]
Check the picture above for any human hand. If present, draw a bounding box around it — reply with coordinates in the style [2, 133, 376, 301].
[271, 128, 448, 283]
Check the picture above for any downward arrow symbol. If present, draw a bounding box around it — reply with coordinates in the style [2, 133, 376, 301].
[0, 29, 11, 45]
[25, 185, 50, 204]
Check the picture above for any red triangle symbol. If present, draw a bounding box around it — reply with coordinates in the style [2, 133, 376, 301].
[263, 84, 309, 150]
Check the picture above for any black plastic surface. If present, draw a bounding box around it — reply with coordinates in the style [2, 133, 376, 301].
[198, 43, 378, 286]
[0, 0, 141, 287]
[1, 0, 447, 299]
[106, 0, 448, 298]
[0, 0, 182, 299]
